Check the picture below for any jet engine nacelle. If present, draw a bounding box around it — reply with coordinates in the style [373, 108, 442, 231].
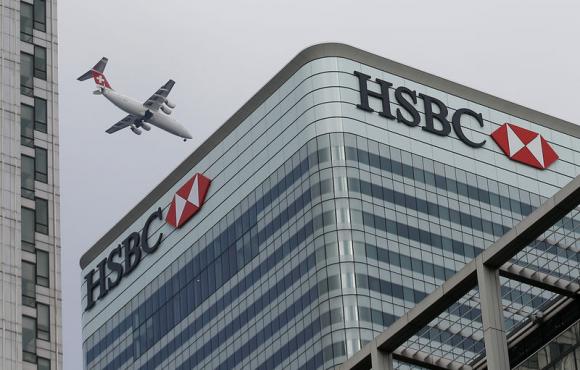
[164, 99, 176, 109]
[140, 122, 151, 131]
[130, 125, 142, 135]
[160, 105, 172, 115]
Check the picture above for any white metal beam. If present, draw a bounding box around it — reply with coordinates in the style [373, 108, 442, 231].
[477, 262, 510, 370]
[500, 263, 580, 297]
[371, 345, 393, 370]
[338, 175, 580, 370]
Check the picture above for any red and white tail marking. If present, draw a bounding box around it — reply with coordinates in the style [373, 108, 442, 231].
[92, 70, 111, 89]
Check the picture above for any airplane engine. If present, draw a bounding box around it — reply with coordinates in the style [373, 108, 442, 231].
[130, 125, 142, 135]
[160, 105, 172, 115]
[140, 122, 151, 131]
[165, 99, 176, 109]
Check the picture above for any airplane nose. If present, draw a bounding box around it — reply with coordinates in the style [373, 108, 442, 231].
[182, 129, 193, 140]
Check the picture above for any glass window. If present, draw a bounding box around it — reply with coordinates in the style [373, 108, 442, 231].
[22, 316, 36, 362]
[37, 303, 49, 340]
[21, 155, 35, 199]
[20, 2, 33, 42]
[34, 46, 47, 80]
[33, 0, 46, 31]
[20, 53, 34, 96]
[21, 207, 35, 251]
[21, 104, 34, 146]
[38, 357, 50, 370]
[22, 261, 36, 307]
[35, 198, 48, 234]
[35, 147, 48, 183]
[37, 250, 49, 287]
[34, 97, 47, 133]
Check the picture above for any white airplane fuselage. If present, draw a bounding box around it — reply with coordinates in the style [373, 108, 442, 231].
[102, 88, 192, 139]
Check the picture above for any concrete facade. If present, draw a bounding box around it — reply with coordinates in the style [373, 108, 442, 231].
[0, 0, 62, 369]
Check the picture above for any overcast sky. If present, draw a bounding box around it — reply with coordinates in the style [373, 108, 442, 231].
[58, 1, 580, 368]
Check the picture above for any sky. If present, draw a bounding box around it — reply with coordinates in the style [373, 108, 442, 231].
[58, 1, 580, 368]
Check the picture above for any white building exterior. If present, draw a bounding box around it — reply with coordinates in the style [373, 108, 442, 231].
[0, 0, 61, 369]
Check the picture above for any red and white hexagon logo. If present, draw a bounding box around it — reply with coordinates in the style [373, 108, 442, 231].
[166, 173, 211, 228]
[490, 123, 559, 170]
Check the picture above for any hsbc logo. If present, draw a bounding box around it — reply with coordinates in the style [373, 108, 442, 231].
[355, 72, 559, 170]
[491, 123, 558, 169]
[84, 208, 164, 311]
[84, 173, 211, 311]
[166, 173, 211, 228]
[354, 71, 487, 148]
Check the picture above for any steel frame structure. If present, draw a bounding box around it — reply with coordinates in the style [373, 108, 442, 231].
[339, 175, 580, 370]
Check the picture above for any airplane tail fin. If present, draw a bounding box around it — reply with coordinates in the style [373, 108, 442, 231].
[77, 57, 112, 89]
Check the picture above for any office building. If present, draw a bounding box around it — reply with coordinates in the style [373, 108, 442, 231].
[0, 0, 61, 369]
[80, 43, 579, 369]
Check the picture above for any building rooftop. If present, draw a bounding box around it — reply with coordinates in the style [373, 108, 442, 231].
[80, 43, 580, 269]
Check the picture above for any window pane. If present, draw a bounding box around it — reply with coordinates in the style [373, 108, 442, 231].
[22, 316, 36, 362]
[34, 46, 47, 80]
[37, 303, 49, 341]
[35, 147, 48, 183]
[21, 155, 35, 199]
[21, 104, 34, 146]
[33, 0, 46, 31]
[20, 2, 33, 42]
[20, 53, 34, 96]
[21, 207, 35, 251]
[35, 198, 48, 235]
[22, 261, 36, 307]
[34, 98, 47, 133]
[38, 357, 50, 370]
[37, 250, 49, 287]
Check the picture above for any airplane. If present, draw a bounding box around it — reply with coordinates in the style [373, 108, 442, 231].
[77, 57, 193, 141]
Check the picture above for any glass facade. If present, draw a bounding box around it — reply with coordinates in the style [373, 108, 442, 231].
[35, 146, 48, 183]
[22, 261, 36, 307]
[21, 154, 35, 199]
[22, 316, 36, 363]
[83, 134, 577, 370]
[34, 97, 48, 133]
[515, 320, 580, 370]
[21, 206, 36, 251]
[20, 2, 33, 42]
[20, 52, 34, 96]
[35, 197, 49, 234]
[33, 45, 47, 80]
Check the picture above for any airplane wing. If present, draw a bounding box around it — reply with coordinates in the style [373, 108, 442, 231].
[105, 114, 141, 134]
[143, 79, 175, 111]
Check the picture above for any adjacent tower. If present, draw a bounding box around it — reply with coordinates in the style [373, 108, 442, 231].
[0, 0, 61, 369]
